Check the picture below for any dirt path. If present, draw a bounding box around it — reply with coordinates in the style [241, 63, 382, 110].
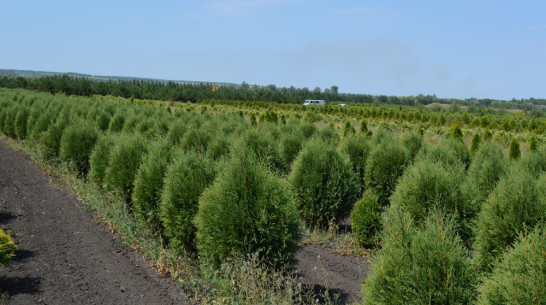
[296, 244, 369, 304]
[0, 139, 187, 305]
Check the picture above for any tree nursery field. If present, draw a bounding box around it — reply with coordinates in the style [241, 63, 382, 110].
[0, 86, 545, 304]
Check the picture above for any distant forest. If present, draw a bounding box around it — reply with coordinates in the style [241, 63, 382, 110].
[0, 74, 544, 113]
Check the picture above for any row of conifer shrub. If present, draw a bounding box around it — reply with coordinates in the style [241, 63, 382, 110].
[1, 89, 544, 303]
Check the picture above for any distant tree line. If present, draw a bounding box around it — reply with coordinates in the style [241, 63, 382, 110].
[0, 74, 544, 113]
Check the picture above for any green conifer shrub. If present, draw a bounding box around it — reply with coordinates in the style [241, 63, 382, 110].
[451, 123, 463, 141]
[14, 107, 29, 140]
[401, 131, 423, 161]
[317, 126, 340, 145]
[132, 141, 173, 230]
[160, 151, 215, 253]
[508, 137, 521, 160]
[343, 120, 355, 136]
[289, 136, 358, 229]
[40, 118, 68, 160]
[242, 127, 283, 171]
[26, 105, 44, 138]
[103, 133, 148, 202]
[340, 134, 371, 195]
[181, 127, 212, 155]
[477, 225, 545, 305]
[362, 211, 477, 305]
[279, 131, 304, 171]
[166, 119, 186, 145]
[108, 112, 125, 132]
[520, 146, 546, 178]
[360, 119, 368, 133]
[365, 140, 409, 206]
[371, 122, 393, 144]
[474, 168, 545, 272]
[205, 135, 232, 161]
[528, 135, 538, 151]
[96, 111, 111, 131]
[3, 106, 18, 138]
[29, 110, 55, 141]
[390, 158, 473, 242]
[88, 134, 114, 186]
[351, 190, 382, 247]
[470, 132, 481, 154]
[300, 121, 317, 139]
[462, 141, 507, 207]
[59, 121, 99, 175]
[194, 144, 301, 269]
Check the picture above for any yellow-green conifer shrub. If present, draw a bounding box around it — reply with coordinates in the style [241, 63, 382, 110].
[0, 229, 17, 266]
[474, 168, 546, 272]
[362, 211, 477, 305]
[160, 151, 215, 253]
[195, 144, 301, 269]
[290, 136, 358, 229]
[477, 225, 545, 305]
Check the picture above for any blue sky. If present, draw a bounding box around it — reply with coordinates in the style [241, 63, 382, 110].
[1, 0, 545, 99]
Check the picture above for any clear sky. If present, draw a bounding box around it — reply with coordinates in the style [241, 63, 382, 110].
[1, 0, 545, 100]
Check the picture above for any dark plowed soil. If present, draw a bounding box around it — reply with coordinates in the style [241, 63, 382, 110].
[296, 244, 370, 304]
[0, 139, 187, 305]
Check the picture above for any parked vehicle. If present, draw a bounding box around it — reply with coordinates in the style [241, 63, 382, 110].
[303, 99, 325, 106]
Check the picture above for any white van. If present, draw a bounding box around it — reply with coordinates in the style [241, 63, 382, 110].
[303, 99, 325, 106]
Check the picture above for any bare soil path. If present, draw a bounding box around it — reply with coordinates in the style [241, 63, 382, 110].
[0, 139, 187, 305]
[296, 244, 369, 304]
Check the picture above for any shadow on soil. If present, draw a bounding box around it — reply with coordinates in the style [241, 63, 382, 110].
[304, 283, 349, 304]
[11, 249, 35, 263]
[0, 275, 42, 296]
[0, 211, 16, 225]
